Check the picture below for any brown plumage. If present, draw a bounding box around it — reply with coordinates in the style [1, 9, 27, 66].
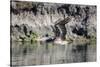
[55, 16, 72, 25]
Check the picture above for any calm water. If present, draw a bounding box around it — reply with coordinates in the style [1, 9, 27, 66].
[11, 41, 96, 66]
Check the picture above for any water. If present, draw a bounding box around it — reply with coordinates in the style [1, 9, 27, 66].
[11, 41, 96, 66]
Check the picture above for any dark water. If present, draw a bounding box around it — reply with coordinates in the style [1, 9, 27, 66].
[11, 41, 96, 66]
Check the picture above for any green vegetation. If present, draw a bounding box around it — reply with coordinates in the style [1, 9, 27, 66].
[31, 32, 38, 39]
[18, 32, 38, 42]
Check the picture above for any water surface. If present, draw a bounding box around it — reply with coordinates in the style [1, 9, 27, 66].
[11, 41, 96, 66]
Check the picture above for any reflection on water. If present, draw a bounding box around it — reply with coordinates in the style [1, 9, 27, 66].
[11, 41, 96, 66]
